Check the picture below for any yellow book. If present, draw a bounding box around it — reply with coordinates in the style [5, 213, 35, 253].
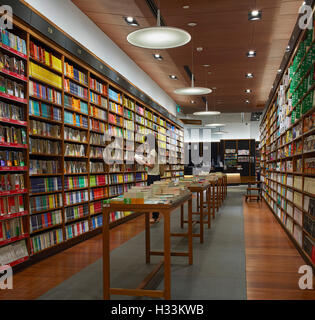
[44, 51, 50, 66]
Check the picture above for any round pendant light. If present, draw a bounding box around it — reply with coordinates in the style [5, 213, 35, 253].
[174, 75, 212, 95]
[193, 90, 220, 116]
[127, 9, 191, 49]
[205, 123, 226, 127]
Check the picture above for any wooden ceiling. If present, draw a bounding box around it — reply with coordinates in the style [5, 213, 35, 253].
[71, 0, 302, 113]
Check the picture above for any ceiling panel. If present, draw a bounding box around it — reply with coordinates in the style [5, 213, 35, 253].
[71, 0, 302, 113]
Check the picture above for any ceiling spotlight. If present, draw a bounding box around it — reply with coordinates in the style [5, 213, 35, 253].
[124, 16, 139, 26]
[245, 100, 250, 103]
[183, 5, 190, 9]
[196, 47, 203, 52]
[246, 73, 254, 78]
[248, 10, 262, 20]
[286, 45, 290, 52]
[202, 64, 210, 67]
[153, 53, 163, 60]
[169, 75, 178, 80]
[187, 22, 197, 27]
[245, 89, 251, 93]
[205, 123, 226, 127]
[127, 9, 191, 49]
[191, 100, 195, 104]
[278, 69, 282, 73]
[247, 50, 256, 58]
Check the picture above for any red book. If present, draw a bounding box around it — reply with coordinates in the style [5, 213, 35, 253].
[0, 221, 3, 241]
[7, 196, 15, 214]
[0, 197, 6, 215]
[312, 246, 315, 264]
[18, 195, 24, 212]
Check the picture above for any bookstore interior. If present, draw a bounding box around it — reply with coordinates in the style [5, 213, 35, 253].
[0, 0, 314, 306]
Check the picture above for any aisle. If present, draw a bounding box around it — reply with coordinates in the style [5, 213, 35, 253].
[38, 186, 247, 300]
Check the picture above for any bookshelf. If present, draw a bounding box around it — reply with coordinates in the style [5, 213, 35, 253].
[260, 22, 315, 267]
[0, 19, 184, 268]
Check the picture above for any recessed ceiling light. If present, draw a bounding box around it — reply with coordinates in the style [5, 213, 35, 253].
[247, 50, 256, 58]
[187, 22, 197, 27]
[202, 64, 210, 67]
[205, 123, 226, 127]
[286, 45, 290, 52]
[124, 16, 139, 26]
[183, 5, 190, 9]
[169, 75, 178, 80]
[153, 53, 163, 60]
[196, 47, 203, 52]
[248, 10, 262, 20]
[278, 69, 282, 73]
[245, 100, 250, 103]
[191, 100, 195, 104]
[246, 73, 254, 78]
[245, 89, 251, 93]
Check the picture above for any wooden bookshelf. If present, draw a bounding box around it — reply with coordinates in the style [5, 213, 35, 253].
[260, 21, 315, 268]
[0, 18, 184, 268]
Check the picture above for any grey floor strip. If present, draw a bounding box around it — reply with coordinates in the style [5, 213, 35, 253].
[38, 186, 247, 300]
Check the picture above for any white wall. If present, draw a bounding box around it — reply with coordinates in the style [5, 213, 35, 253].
[24, 0, 177, 115]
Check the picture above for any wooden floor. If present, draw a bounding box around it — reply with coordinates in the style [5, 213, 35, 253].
[244, 199, 315, 300]
[1, 194, 314, 300]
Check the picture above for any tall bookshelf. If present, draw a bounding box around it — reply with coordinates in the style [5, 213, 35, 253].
[0, 19, 184, 268]
[260, 21, 315, 267]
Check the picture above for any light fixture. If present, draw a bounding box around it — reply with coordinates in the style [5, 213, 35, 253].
[247, 50, 256, 58]
[286, 45, 290, 52]
[127, 9, 191, 49]
[169, 75, 178, 80]
[191, 100, 196, 104]
[124, 16, 139, 26]
[246, 73, 254, 78]
[193, 86, 220, 116]
[187, 22, 197, 27]
[248, 10, 262, 20]
[245, 89, 251, 93]
[278, 69, 282, 73]
[205, 123, 226, 127]
[245, 100, 250, 103]
[183, 5, 190, 9]
[202, 64, 210, 67]
[153, 53, 163, 60]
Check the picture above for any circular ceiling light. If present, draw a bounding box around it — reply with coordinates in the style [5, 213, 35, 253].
[174, 75, 212, 95]
[187, 22, 197, 27]
[193, 110, 220, 115]
[127, 26, 191, 49]
[205, 123, 226, 127]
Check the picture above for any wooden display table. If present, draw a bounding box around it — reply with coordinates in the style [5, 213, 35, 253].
[226, 173, 241, 184]
[102, 192, 193, 300]
[180, 182, 211, 243]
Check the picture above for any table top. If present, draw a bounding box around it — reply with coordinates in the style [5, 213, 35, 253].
[103, 192, 192, 212]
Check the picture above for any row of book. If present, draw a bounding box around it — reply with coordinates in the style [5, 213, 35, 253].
[29, 159, 59, 175]
[64, 110, 88, 129]
[90, 200, 102, 215]
[65, 143, 86, 157]
[109, 185, 123, 196]
[1, 28, 27, 55]
[64, 160, 87, 174]
[64, 203, 88, 222]
[65, 220, 89, 240]
[109, 101, 123, 115]
[0, 195, 24, 215]
[90, 187, 107, 200]
[90, 91, 107, 108]
[64, 62, 87, 85]
[90, 174, 107, 187]
[29, 81, 62, 105]
[124, 109, 134, 120]
[30, 209, 62, 232]
[109, 173, 123, 184]
[0, 217, 26, 242]
[0, 150, 25, 168]
[64, 79, 88, 99]
[0, 240, 28, 265]
[123, 97, 135, 111]
[65, 176, 88, 190]
[29, 137, 60, 155]
[0, 76, 25, 99]
[29, 62, 62, 89]
[30, 177, 62, 194]
[90, 105, 107, 121]
[29, 99, 62, 121]
[30, 41, 62, 72]
[64, 127, 87, 143]
[0, 102, 24, 122]
[90, 132, 105, 145]
[0, 52, 25, 77]
[64, 189, 88, 206]
[0, 125, 27, 145]
[29, 119, 61, 139]
[108, 113, 123, 126]
[108, 88, 122, 104]
[90, 146, 104, 158]
[64, 95, 88, 114]
[0, 174, 25, 192]
[90, 214, 102, 230]
[90, 77, 107, 96]
[90, 161, 105, 173]
[30, 228, 63, 254]
[303, 235, 315, 264]
[90, 118, 107, 133]
[30, 193, 63, 214]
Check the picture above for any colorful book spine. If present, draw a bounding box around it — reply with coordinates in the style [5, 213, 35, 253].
[30, 228, 63, 254]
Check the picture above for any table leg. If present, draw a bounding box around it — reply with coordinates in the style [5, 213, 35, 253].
[145, 213, 150, 264]
[180, 204, 184, 229]
[188, 198, 193, 265]
[164, 211, 171, 300]
[199, 191, 204, 243]
[212, 184, 215, 219]
[197, 192, 199, 211]
[207, 187, 211, 229]
[103, 207, 110, 300]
